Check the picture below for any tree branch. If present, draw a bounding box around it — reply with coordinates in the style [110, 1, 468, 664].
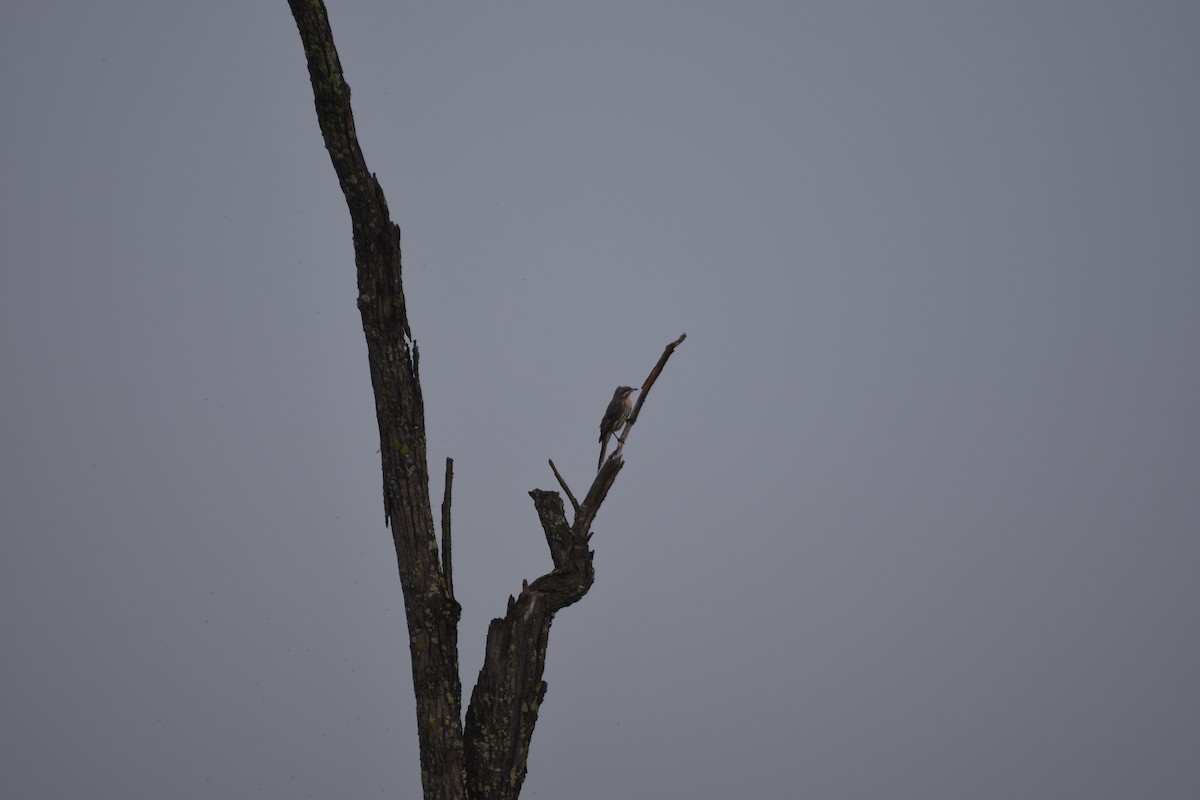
[616, 332, 686, 457]
[547, 458, 580, 514]
[442, 457, 455, 601]
[463, 335, 684, 800]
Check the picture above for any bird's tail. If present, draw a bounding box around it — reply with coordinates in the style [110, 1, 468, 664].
[597, 436, 609, 471]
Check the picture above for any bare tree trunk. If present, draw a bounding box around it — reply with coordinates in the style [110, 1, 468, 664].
[287, 3, 465, 799]
[287, 4, 684, 798]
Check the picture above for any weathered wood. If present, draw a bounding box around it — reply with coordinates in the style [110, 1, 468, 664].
[288, 4, 685, 798]
[462, 489, 598, 800]
[287, 4, 465, 799]
[442, 457, 456, 601]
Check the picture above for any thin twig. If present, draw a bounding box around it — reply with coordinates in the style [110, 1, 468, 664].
[613, 332, 686, 458]
[441, 456, 454, 600]
[548, 458, 580, 514]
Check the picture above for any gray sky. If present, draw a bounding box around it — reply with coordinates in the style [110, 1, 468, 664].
[2, 2, 1198, 798]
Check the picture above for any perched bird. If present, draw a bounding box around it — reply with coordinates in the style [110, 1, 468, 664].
[598, 386, 636, 470]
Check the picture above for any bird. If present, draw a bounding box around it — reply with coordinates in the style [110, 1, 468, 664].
[598, 386, 636, 470]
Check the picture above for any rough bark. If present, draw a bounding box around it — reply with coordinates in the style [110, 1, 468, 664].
[287, 3, 465, 799]
[288, 3, 686, 798]
[462, 474, 611, 799]
[459, 333, 684, 798]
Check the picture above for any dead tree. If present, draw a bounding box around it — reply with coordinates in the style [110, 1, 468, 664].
[287, 3, 684, 799]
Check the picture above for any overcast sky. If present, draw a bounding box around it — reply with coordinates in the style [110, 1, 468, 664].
[2, 2, 1198, 799]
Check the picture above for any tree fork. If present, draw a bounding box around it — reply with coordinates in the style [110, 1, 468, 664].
[289, 4, 684, 799]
